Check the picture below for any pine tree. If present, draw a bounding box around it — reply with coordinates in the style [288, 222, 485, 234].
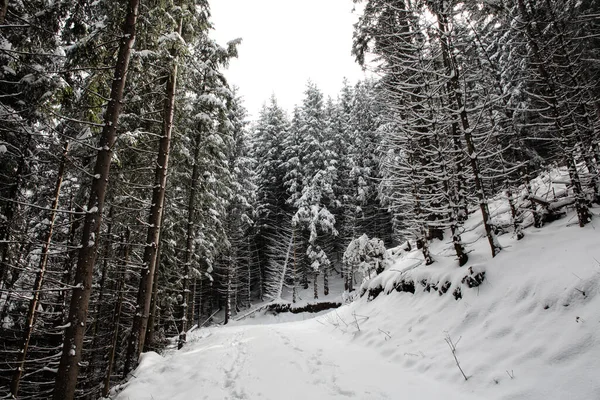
[53, 1, 142, 398]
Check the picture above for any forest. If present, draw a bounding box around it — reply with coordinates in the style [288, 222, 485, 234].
[0, 0, 598, 399]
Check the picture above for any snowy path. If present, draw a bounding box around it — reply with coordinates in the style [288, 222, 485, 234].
[115, 320, 475, 400]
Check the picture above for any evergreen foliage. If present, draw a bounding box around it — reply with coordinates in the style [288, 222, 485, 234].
[0, 0, 597, 398]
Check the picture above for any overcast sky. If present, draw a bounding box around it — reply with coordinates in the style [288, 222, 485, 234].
[210, 0, 369, 119]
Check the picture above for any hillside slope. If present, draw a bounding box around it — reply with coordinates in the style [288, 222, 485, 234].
[336, 207, 600, 400]
[111, 203, 600, 400]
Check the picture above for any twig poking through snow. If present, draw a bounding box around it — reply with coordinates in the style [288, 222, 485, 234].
[352, 312, 361, 331]
[378, 329, 392, 340]
[445, 334, 468, 381]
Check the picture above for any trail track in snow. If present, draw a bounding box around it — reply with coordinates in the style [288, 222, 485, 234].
[115, 320, 475, 400]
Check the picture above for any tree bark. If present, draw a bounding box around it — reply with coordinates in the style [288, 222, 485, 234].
[323, 264, 329, 296]
[103, 228, 130, 397]
[246, 236, 252, 307]
[292, 231, 297, 302]
[178, 134, 200, 349]
[224, 260, 232, 325]
[89, 206, 114, 364]
[144, 232, 163, 352]
[53, 0, 140, 397]
[507, 189, 524, 240]
[124, 13, 180, 374]
[0, 0, 8, 25]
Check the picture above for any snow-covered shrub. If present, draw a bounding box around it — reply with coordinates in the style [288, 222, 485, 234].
[343, 234, 389, 291]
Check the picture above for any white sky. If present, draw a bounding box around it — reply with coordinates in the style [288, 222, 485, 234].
[209, 0, 370, 119]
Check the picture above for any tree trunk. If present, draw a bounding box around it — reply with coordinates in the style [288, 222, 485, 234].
[124, 14, 180, 374]
[567, 154, 592, 226]
[224, 261, 232, 325]
[11, 142, 69, 397]
[345, 261, 354, 292]
[507, 189, 524, 240]
[144, 233, 163, 353]
[196, 276, 203, 325]
[434, 131, 468, 266]
[0, 0, 8, 24]
[292, 231, 297, 303]
[53, 0, 140, 397]
[246, 236, 252, 307]
[89, 205, 114, 374]
[178, 134, 200, 349]
[323, 264, 329, 296]
[190, 276, 198, 326]
[419, 227, 434, 266]
[102, 228, 131, 397]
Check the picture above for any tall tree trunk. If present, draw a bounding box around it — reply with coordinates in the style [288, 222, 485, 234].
[323, 264, 329, 296]
[102, 228, 130, 397]
[89, 206, 114, 367]
[0, 0, 8, 24]
[224, 260, 232, 325]
[345, 261, 353, 292]
[190, 275, 198, 326]
[292, 231, 297, 303]
[257, 246, 264, 300]
[178, 135, 200, 349]
[53, 0, 141, 397]
[567, 154, 592, 227]
[196, 276, 203, 325]
[246, 236, 252, 307]
[10, 142, 69, 397]
[144, 233, 163, 352]
[124, 14, 181, 374]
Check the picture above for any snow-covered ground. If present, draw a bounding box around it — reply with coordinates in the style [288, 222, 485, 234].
[113, 321, 478, 400]
[112, 176, 600, 400]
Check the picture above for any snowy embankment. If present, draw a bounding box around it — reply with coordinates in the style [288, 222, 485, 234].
[339, 210, 600, 400]
[112, 187, 600, 399]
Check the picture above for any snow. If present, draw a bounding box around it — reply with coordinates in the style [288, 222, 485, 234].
[114, 321, 476, 400]
[135, 49, 157, 58]
[112, 200, 600, 400]
[1, 65, 15, 76]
